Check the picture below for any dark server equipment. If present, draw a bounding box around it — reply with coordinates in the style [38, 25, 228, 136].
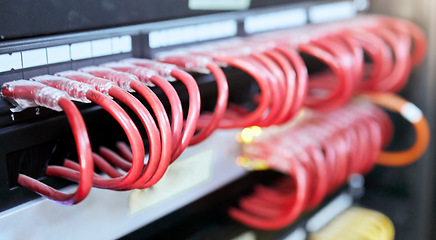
[0, 1, 434, 240]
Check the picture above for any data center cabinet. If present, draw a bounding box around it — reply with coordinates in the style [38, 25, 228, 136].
[0, 0, 434, 239]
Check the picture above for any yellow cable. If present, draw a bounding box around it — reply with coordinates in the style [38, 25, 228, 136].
[309, 207, 395, 240]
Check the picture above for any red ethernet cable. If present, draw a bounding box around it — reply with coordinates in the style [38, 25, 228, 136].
[31, 75, 145, 190]
[301, 37, 355, 111]
[230, 134, 310, 226]
[232, 100, 405, 227]
[344, 29, 393, 91]
[333, 33, 364, 89]
[238, 188, 295, 219]
[299, 120, 338, 193]
[296, 137, 329, 209]
[99, 62, 200, 163]
[262, 49, 298, 124]
[239, 135, 314, 213]
[229, 159, 308, 230]
[369, 103, 395, 148]
[229, 16, 428, 223]
[310, 117, 345, 191]
[91, 67, 177, 188]
[349, 121, 371, 174]
[267, 125, 327, 210]
[120, 58, 218, 147]
[346, 103, 385, 173]
[367, 26, 412, 93]
[379, 17, 427, 67]
[274, 46, 308, 120]
[161, 45, 300, 127]
[250, 51, 286, 92]
[233, 102, 385, 224]
[340, 104, 381, 174]
[150, 56, 229, 145]
[212, 43, 304, 123]
[55, 70, 169, 189]
[237, 184, 297, 220]
[353, 120, 372, 173]
[253, 128, 327, 210]
[326, 112, 361, 179]
[244, 53, 286, 126]
[0, 80, 93, 204]
[351, 105, 384, 171]
[95, 63, 184, 147]
[303, 145, 328, 210]
[311, 117, 349, 191]
[79, 66, 182, 156]
[191, 54, 273, 128]
[328, 109, 361, 176]
[91, 63, 183, 147]
[208, 53, 285, 127]
[245, 181, 295, 208]
[238, 137, 303, 216]
[114, 141, 134, 162]
[78, 66, 176, 187]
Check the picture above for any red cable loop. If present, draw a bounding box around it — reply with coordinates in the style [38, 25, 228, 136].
[367, 27, 412, 92]
[229, 161, 308, 230]
[1, 83, 94, 204]
[263, 49, 297, 124]
[275, 46, 308, 119]
[298, 43, 350, 111]
[189, 63, 229, 145]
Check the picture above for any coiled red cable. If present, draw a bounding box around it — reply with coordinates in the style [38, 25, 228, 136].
[2, 16, 428, 208]
[275, 46, 309, 119]
[31, 75, 145, 190]
[1, 81, 94, 204]
[263, 49, 297, 124]
[100, 62, 201, 162]
[54, 71, 169, 190]
[232, 90, 429, 228]
[344, 29, 393, 91]
[299, 40, 353, 111]
[367, 26, 412, 93]
[196, 55, 273, 128]
[229, 160, 308, 230]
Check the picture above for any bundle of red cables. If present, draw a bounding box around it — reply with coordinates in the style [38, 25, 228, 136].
[157, 15, 426, 122]
[0, 57, 222, 202]
[230, 94, 429, 230]
[0, 15, 428, 208]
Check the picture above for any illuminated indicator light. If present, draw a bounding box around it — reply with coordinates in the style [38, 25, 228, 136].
[250, 126, 262, 137]
[239, 126, 263, 144]
[240, 128, 254, 143]
[236, 156, 250, 167]
[240, 128, 253, 143]
[236, 157, 269, 171]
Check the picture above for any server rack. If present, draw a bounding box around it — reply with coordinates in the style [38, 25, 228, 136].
[0, 0, 433, 239]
